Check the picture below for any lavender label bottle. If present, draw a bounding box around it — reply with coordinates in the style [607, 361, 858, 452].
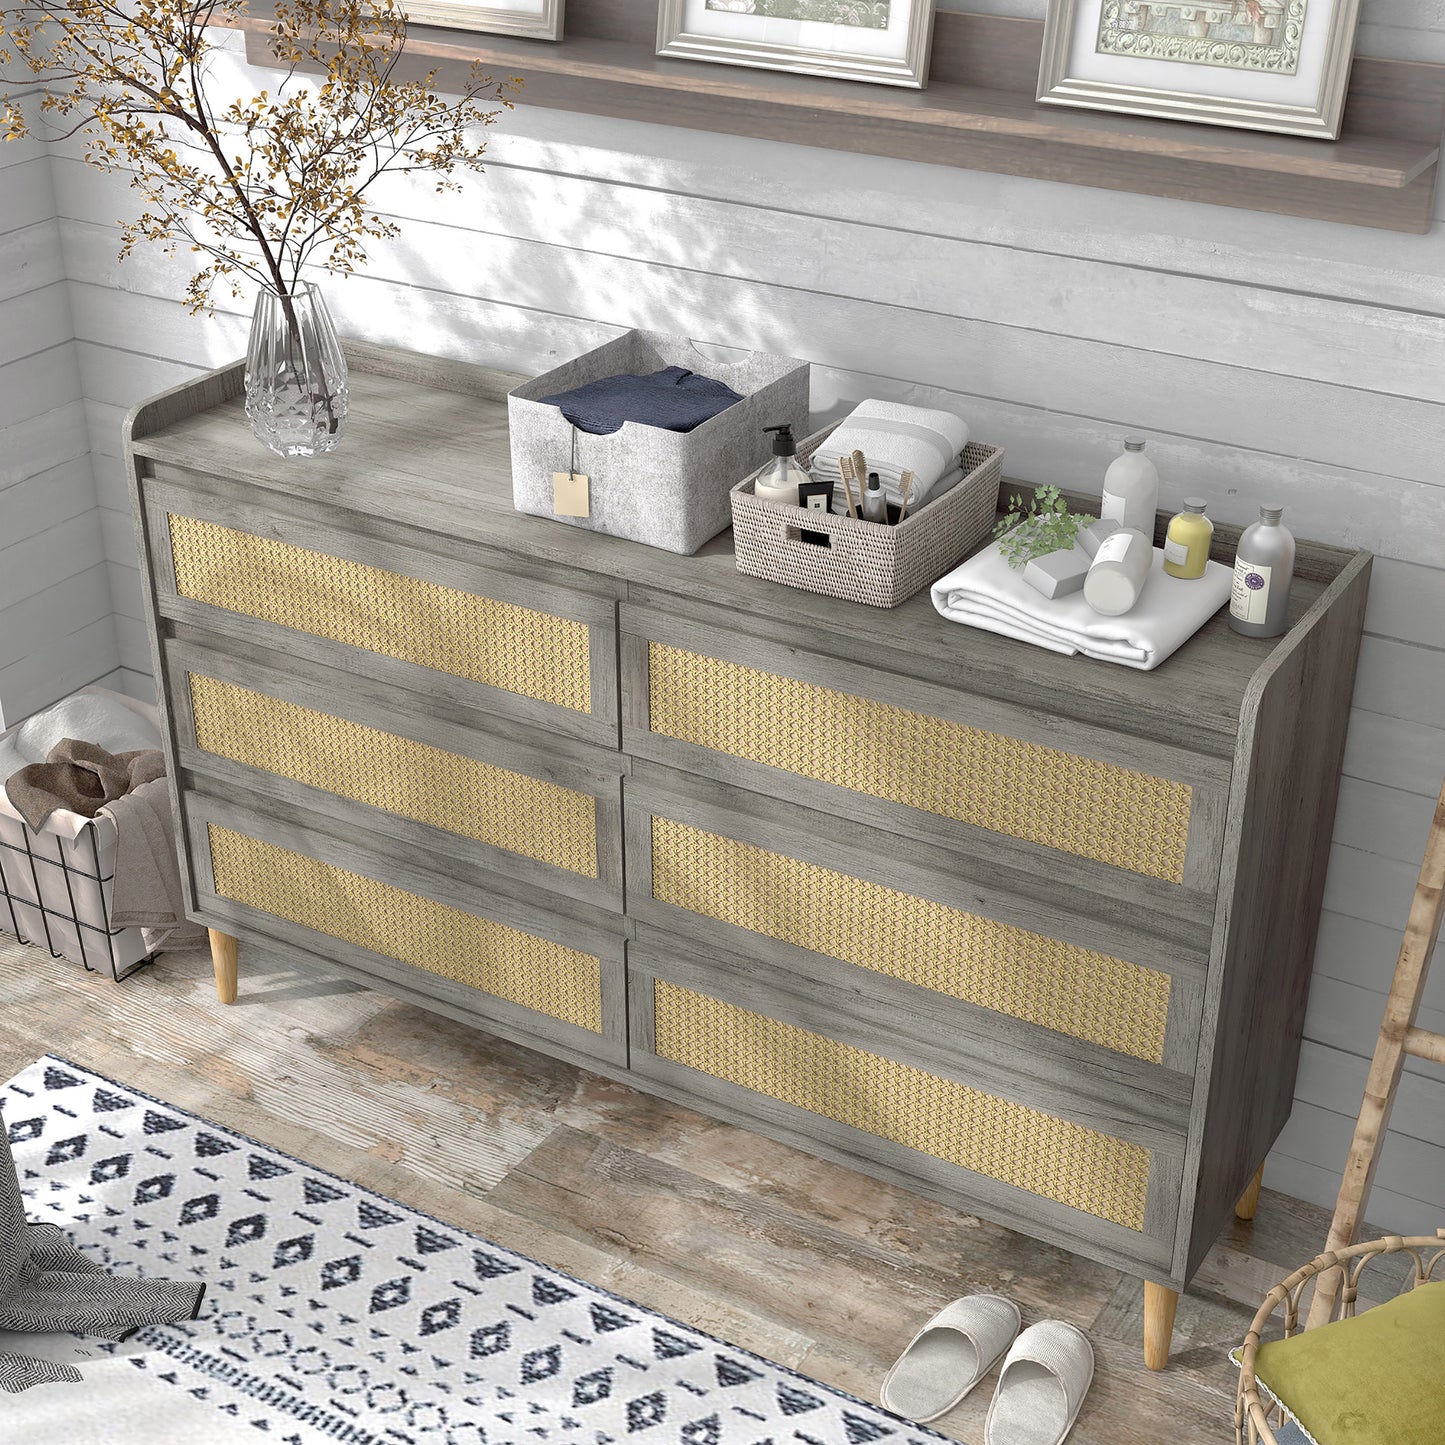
[1229, 505, 1295, 639]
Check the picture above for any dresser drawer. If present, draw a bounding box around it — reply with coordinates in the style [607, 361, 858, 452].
[142, 472, 620, 748]
[626, 762, 1207, 1075]
[628, 942, 1182, 1276]
[162, 630, 624, 913]
[621, 604, 1228, 899]
[185, 794, 627, 1070]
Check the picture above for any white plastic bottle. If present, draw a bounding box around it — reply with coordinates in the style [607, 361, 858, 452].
[1083, 527, 1153, 616]
[1101, 438, 1159, 535]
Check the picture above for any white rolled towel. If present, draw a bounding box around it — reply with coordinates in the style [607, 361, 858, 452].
[810, 400, 969, 506]
[930, 539, 1232, 671]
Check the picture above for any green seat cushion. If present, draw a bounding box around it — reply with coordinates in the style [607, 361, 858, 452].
[1252, 1279, 1445, 1445]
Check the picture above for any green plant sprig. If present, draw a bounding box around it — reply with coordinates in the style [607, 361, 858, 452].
[992, 485, 1082, 570]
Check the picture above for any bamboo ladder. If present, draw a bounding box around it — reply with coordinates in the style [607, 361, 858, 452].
[1304, 773, 1445, 1329]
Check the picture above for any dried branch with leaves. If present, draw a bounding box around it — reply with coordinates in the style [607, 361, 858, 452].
[1, 0, 520, 313]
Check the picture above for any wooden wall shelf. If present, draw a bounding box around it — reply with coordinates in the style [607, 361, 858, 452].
[236, 2, 1445, 232]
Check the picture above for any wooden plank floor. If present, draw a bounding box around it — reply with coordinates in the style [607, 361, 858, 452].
[0, 934, 1392, 1444]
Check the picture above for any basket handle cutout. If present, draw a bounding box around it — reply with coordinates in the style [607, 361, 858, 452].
[785, 524, 832, 548]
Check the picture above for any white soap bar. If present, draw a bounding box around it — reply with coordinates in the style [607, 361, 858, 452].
[1077, 516, 1122, 560]
[1023, 545, 1090, 599]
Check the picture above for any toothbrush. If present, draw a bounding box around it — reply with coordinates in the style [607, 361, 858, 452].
[851, 450, 868, 507]
[838, 456, 859, 517]
[897, 470, 915, 524]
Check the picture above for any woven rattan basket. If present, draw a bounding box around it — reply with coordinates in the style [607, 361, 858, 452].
[1235, 1230, 1445, 1444]
[730, 426, 1003, 609]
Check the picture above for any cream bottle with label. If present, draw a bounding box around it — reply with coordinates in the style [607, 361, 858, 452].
[1163, 498, 1212, 579]
[1229, 505, 1295, 638]
[1083, 526, 1153, 616]
[1101, 438, 1159, 535]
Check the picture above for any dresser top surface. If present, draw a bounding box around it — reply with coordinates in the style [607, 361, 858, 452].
[129, 350, 1360, 756]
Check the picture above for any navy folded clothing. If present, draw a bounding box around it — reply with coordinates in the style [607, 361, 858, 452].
[539, 365, 743, 435]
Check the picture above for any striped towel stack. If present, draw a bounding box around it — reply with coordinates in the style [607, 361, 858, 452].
[809, 399, 970, 509]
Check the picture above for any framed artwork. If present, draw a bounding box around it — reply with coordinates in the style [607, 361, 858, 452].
[1037, 0, 1361, 137]
[656, 0, 936, 89]
[403, 0, 564, 40]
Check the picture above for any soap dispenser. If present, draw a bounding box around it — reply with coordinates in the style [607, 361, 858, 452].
[755, 423, 809, 507]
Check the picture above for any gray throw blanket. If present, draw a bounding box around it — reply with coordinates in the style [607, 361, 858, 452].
[102, 780, 206, 949]
[0, 1109, 205, 1392]
[5, 739, 165, 834]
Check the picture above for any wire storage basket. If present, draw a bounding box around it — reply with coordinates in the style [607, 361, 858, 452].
[730, 423, 1003, 609]
[0, 801, 154, 982]
[1235, 1230, 1445, 1445]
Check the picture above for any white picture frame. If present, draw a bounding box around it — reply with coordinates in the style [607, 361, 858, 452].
[1037, 0, 1361, 138]
[656, 0, 936, 90]
[404, 0, 565, 41]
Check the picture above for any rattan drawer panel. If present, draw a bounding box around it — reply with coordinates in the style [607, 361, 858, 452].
[188, 672, 599, 878]
[168, 512, 592, 713]
[207, 823, 604, 1033]
[645, 641, 1192, 883]
[649, 814, 1172, 1065]
[651, 978, 1152, 1232]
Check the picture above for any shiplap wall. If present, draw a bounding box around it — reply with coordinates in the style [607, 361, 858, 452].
[39, 15, 1445, 1232]
[0, 85, 120, 726]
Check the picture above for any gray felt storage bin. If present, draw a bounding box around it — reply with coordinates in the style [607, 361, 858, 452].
[508, 329, 810, 555]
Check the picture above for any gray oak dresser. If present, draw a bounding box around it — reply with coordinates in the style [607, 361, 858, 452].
[125, 344, 1371, 1370]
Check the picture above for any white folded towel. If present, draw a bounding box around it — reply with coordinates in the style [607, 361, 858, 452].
[930, 539, 1232, 671]
[810, 400, 969, 506]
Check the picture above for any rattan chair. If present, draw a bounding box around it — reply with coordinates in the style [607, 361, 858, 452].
[1235, 1229, 1445, 1445]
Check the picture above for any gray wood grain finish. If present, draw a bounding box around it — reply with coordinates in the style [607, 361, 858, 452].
[619, 600, 1236, 782]
[228, 5, 1445, 233]
[124, 342, 1373, 1307]
[1178, 551, 1374, 1281]
[122, 365, 238, 921]
[161, 630, 626, 913]
[626, 954, 1180, 1281]
[204, 894, 628, 1074]
[183, 775, 627, 946]
[626, 760, 1214, 976]
[141, 475, 621, 750]
[183, 790, 629, 1067]
[620, 604, 1229, 896]
[127, 352, 1326, 757]
[143, 464, 623, 631]
[628, 925, 1192, 1151]
[624, 771, 1205, 1077]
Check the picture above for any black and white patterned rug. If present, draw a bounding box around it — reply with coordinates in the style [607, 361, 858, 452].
[1, 1056, 944, 1445]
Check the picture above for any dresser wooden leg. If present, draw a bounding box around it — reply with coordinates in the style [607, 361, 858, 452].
[208, 928, 238, 1004]
[1143, 1281, 1178, 1371]
[1235, 1164, 1265, 1221]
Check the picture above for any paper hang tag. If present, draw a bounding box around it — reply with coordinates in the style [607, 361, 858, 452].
[553, 470, 590, 518]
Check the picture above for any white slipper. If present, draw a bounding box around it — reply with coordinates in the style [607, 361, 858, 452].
[984, 1319, 1094, 1445]
[880, 1294, 1021, 1423]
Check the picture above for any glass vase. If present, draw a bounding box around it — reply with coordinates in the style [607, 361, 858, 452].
[245, 282, 349, 457]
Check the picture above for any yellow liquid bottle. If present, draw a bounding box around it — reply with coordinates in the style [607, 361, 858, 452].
[1163, 497, 1212, 579]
